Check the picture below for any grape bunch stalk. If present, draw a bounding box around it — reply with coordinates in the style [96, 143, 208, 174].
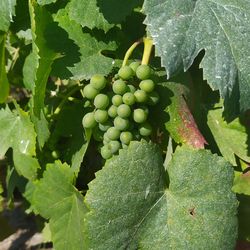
[82, 38, 159, 160]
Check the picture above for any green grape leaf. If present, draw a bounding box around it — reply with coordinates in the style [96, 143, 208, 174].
[68, 0, 142, 32]
[0, 34, 9, 103]
[0, 0, 17, 32]
[33, 161, 87, 250]
[37, 0, 58, 5]
[207, 103, 250, 165]
[143, 0, 250, 113]
[0, 105, 39, 180]
[163, 82, 207, 149]
[68, 0, 114, 32]
[233, 172, 250, 196]
[84, 141, 237, 249]
[23, 0, 57, 147]
[53, 8, 117, 80]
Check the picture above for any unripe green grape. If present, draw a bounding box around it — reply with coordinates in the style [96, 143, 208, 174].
[83, 84, 99, 99]
[120, 131, 133, 145]
[101, 145, 112, 159]
[133, 108, 148, 123]
[90, 74, 107, 90]
[139, 122, 152, 136]
[94, 109, 108, 123]
[129, 61, 140, 72]
[122, 92, 135, 105]
[127, 84, 136, 93]
[118, 66, 134, 80]
[82, 112, 97, 128]
[108, 140, 121, 154]
[103, 132, 111, 143]
[117, 104, 131, 118]
[114, 117, 129, 131]
[112, 94, 123, 106]
[147, 91, 159, 105]
[134, 89, 148, 103]
[51, 150, 60, 159]
[94, 94, 109, 109]
[112, 79, 128, 95]
[136, 65, 151, 80]
[108, 105, 118, 118]
[106, 127, 120, 140]
[139, 79, 155, 92]
[99, 120, 112, 132]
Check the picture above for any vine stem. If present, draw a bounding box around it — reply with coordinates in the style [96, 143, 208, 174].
[141, 37, 153, 65]
[122, 39, 142, 66]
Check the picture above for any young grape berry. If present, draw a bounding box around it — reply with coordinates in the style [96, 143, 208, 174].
[94, 94, 109, 109]
[118, 66, 134, 80]
[90, 74, 107, 90]
[136, 65, 151, 80]
[82, 112, 97, 128]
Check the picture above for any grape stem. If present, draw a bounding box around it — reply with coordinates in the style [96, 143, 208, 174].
[141, 37, 153, 65]
[122, 39, 142, 67]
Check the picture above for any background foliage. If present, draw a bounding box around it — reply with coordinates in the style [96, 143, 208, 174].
[0, 0, 250, 249]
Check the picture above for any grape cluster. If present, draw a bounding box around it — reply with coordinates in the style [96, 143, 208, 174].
[82, 62, 159, 160]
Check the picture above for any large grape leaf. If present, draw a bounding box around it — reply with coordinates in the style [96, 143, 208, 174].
[53, 8, 117, 80]
[207, 103, 250, 165]
[0, 34, 9, 103]
[143, 0, 250, 113]
[0, 0, 17, 32]
[0, 106, 39, 180]
[84, 141, 237, 249]
[162, 82, 207, 149]
[68, 0, 114, 32]
[68, 0, 142, 32]
[32, 161, 87, 250]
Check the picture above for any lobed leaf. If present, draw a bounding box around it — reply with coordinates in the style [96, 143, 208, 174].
[33, 161, 87, 250]
[84, 141, 237, 249]
[0, 105, 39, 180]
[53, 8, 117, 80]
[143, 0, 250, 113]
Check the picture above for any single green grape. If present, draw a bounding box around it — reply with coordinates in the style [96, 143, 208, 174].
[112, 94, 123, 106]
[117, 104, 131, 118]
[139, 122, 152, 136]
[82, 112, 97, 128]
[136, 65, 151, 80]
[114, 117, 129, 131]
[103, 132, 111, 143]
[90, 74, 107, 90]
[129, 61, 140, 72]
[83, 84, 99, 99]
[118, 66, 134, 80]
[99, 120, 112, 132]
[94, 93, 109, 109]
[147, 91, 159, 105]
[139, 79, 155, 92]
[122, 92, 135, 105]
[51, 150, 60, 159]
[101, 145, 112, 159]
[108, 140, 121, 154]
[120, 131, 133, 145]
[94, 109, 108, 123]
[127, 84, 136, 93]
[108, 105, 118, 118]
[133, 108, 148, 123]
[112, 79, 128, 95]
[106, 127, 120, 140]
[134, 89, 148, 103]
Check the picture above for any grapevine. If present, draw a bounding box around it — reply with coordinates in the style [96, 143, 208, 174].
[82, 38, 159, 159]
